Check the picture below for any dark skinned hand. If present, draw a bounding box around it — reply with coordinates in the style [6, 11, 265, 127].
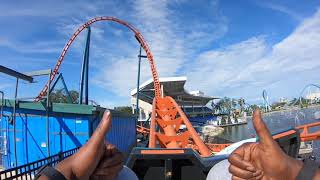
[228, 109, 306, 180]
[41, 111, 124, 180]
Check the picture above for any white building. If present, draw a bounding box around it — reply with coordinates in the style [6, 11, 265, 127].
[306, 92, 320, 100]
[279, 97, 288, 103]
[131, 76, 219, 122]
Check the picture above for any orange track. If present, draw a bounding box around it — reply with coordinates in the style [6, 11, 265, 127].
[137, 125, 150, 135]
[35, 16, 161, 101]
[137, 125, 229, 154]
[37, 17, 212, 157]
[149, 97, 212, 156]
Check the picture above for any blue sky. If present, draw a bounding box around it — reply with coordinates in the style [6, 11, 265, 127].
[0, 0, 319, 107]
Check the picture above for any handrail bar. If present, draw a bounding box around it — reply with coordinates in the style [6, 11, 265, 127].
[0, 147, 79, 179]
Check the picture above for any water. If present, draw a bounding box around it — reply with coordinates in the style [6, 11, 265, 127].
[216, 105, 320, 159]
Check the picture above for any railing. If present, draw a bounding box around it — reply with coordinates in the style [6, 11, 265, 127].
[0, 147, 79, 179]
[206, 143, 231, 153]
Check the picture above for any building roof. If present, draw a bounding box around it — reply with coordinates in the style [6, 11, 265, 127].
[131, 76, 219, 106]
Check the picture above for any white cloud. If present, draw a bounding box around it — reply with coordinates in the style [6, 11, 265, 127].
[186, 9, 320, 102]
[0, 1, 103, 18]
[93, 0, 228, 97]
[0, 38, 62, 54]
[4, 0, 317, 106]
[0, 83, 12, 90]
[257, 2, 303, 21]
[0, 1, 228, 103]
[95, 98, 129, 109]
[186, 37, 268, 94]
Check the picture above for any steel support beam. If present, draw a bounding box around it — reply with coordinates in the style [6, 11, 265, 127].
[50, 74, 73, 103]
[46, 71, 52, 157]
[136, 46, 147, 118]
[136, 46, 142, 118]
[13, 78, 19, 166]
[84, 27, 91, 105]
[0, 65, 33, 82]
[25, 69, 52, 77]
[79, 26, 91, 104]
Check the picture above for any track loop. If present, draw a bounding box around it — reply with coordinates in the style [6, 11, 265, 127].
[35, 17, 161, 101]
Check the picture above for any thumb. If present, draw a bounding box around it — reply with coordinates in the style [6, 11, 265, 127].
[71, 111, 112, 178]
[252, 109, 274, 147]
[90, 110, 112, 144]
[84, 110, 112, 152]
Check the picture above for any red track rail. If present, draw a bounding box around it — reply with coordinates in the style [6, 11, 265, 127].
[35, 16, 161, 101]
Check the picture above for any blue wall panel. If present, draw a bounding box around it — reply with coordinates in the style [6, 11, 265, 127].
[0, 108, 136, 169]
[107, 116, 136, 155]
[0, 110, 91, 168]
[91, 115, 136, 156]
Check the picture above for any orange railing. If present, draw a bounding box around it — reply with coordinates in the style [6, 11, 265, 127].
[206, 143, 231, 153]
[296, 121, 320, 141]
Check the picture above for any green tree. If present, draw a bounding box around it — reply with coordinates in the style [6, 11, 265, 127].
[215, 97, 232, 114]
[245, 104, 259, 116]
[271, 102, 286, 111]
[114, 106, 132, 114]
[289, 97, 309, 108]
[238, 98, 245, 111]
[49, 89, 79, 104]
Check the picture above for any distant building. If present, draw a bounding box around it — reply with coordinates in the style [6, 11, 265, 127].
[306, 92, 320, 101]
[189, 90, 205, 97]
[279, 97, 288, 103]
[131, 76, 219, 124]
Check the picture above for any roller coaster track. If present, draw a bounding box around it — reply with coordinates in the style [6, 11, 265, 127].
[35, 17, 212, 157]
[35, 16, 161, 101]
[262, 89, 271, 112]
[291, 83, 320, 106]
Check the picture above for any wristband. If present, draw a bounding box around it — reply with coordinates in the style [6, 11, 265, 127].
[35, 165, 67, 180]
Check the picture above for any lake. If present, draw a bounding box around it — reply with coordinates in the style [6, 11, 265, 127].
[216, 105, 320, 159]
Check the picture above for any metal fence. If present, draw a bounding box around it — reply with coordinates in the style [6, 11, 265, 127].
[0, 147, 79, 179]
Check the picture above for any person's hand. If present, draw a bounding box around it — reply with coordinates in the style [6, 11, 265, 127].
[228, 109, 303, 180]
[90, 144, 124, 179]
[54, 111, 124, 180]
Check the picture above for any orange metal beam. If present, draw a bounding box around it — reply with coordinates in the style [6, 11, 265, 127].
[141, 149, 185, 155]
[295, 121, 320, 141]
[296, 121, 320, 129]
[137, 125, 150, 135]
[148, 96, 212, 157]
[170, 97, 212, 156]
[272, 130, 297, 140]
[149, 98, 157, 148]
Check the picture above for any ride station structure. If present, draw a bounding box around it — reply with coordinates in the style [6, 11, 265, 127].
[130, 76, 219, 124]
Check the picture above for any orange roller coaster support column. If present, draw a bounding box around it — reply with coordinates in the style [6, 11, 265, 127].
[149, 96, 212, 157]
